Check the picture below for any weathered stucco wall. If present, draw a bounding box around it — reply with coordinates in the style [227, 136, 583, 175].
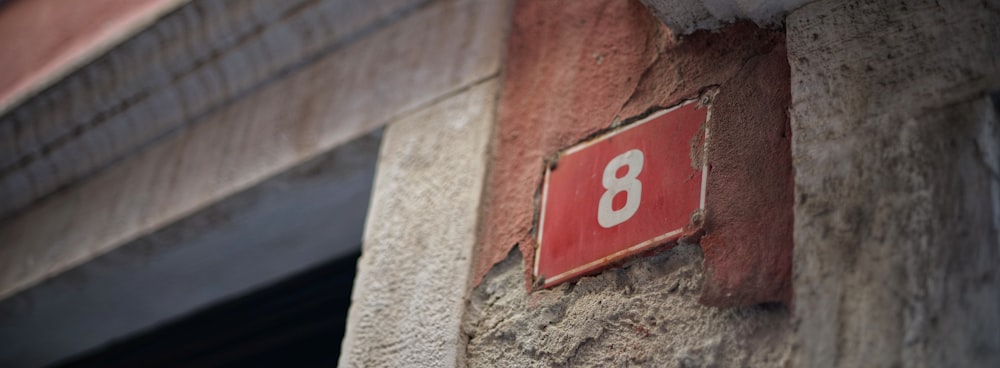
[466, 0, 1000, 365]
[787, 0, 1000, 366]
[473, 0, 793, 305]
[465, 0, 794, 365]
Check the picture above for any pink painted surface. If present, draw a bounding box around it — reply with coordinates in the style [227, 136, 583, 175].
[0, 0, 178, 110]
[536, 102, 706, 288]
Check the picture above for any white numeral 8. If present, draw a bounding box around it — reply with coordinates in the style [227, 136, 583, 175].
[598, 149, 644, 228]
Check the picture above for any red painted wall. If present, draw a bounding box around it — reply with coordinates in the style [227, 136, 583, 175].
[0, 0, 176, 108]
[475, 0, 792, 306]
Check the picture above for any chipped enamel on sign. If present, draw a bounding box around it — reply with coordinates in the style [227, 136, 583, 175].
[535, 100, 709, 288]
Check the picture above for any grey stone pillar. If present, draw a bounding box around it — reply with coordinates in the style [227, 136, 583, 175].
[787, 0, 1000, 366]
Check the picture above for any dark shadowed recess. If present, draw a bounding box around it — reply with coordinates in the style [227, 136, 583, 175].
[54, 250, 360, 368]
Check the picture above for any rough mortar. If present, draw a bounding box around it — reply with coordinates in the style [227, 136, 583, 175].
[464, 245, 792, 367]
[638, 0, 812, 35]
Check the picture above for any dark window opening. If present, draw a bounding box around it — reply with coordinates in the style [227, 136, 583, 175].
[54, 250, 360, 368]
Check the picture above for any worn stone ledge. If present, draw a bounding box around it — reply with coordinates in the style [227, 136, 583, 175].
[0, 0, 508, 300]
[0, 0, 430, 219]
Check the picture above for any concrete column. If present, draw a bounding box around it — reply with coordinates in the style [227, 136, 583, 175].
[787, 0, 1000, 366]
[339, 80, 499, 367]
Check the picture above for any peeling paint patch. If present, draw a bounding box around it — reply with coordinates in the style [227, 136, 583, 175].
[476, 0, 792, 307]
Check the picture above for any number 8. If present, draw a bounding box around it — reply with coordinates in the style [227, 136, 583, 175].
[598, 149, 644, 228]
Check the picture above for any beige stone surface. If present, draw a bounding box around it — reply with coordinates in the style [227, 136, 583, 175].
[0, 0, 508, 300]
[339, 79, 500, 368]
[787, 0, 1000, 366]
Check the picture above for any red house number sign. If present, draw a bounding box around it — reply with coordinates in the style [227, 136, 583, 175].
[535, 101, 708, 288]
